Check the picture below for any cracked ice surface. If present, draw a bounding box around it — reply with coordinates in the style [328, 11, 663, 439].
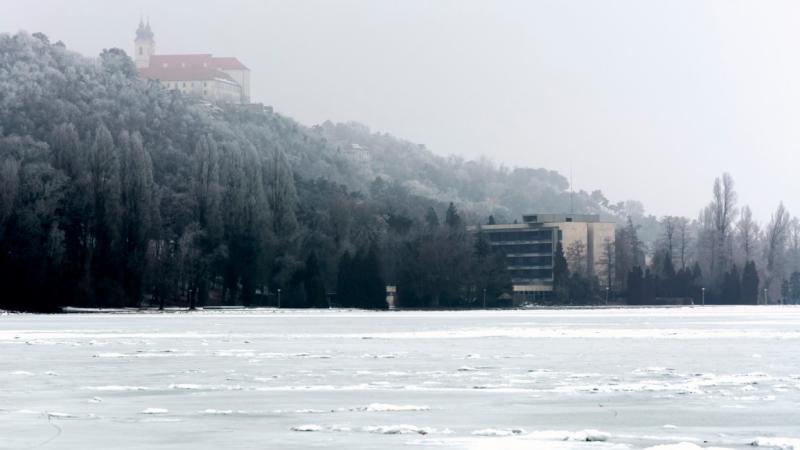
[1, 306, 799, 449]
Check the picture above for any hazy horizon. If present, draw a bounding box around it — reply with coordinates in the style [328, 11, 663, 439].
[4, 0, 800, 222]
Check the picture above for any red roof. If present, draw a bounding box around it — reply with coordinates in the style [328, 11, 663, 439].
[148, 54, 249, 71]
[139, 65, 236, 83]
[210, 57, 249, 70]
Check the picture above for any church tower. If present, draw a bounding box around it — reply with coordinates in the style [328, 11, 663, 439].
[134, 19, 155, 69]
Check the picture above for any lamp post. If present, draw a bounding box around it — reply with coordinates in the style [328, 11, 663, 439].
[277, 288, 281, 309]
[482, 288, 487, 309]
[701, 287, 705, 306]
[763, 288, 767, 305]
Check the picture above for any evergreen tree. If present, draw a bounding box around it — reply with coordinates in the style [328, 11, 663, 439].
[304, 251, 327, 308]
[740, 260, 760, 305]
[445, 202, 462, 229]
[119, 130, 154, 307]
[425, 206, 439, 230]
[88, 124, 122, 306]
[789, 271, 800, 304]
[627, 266, 644, 305]
[553, 241, 569, 304]
[474, 229, 490, 258]
[361, 244, 386, 309]
[721, 264, 741, 305]
[336, 251, 353, 307]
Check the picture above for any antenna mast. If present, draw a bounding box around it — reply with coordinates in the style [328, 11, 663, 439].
[570, 165, 574, 214]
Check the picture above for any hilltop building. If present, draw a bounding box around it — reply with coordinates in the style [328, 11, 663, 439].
[478, 214, 615, 301]
[134, 20, 250, 104]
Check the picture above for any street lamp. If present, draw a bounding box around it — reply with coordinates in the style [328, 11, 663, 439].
[701, 287, 705, 306]
[605, 286, 610, 306]
[763, 288, 767, 305]
[482, 288, 487, 309]
[277, 288, 281, 309]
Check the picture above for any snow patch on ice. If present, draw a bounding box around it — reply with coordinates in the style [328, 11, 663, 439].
[291, 424, 323, 432]
[140, 408, 168, 414]
[200, 409, 234, 415]
[93, 352, 127, 358]
[169, 383, 204, 390]
[568, 429, 611, 441]
[362, 424, 434, 435]
[357, 403, 431, 412]
[751, 437, 800, 449]
[46, 411, 78, 419]
[642, 444, 734, 450]
[90, 385, 150, 391]
[472, 428, 525, 436]
[290, 423, 448, 435]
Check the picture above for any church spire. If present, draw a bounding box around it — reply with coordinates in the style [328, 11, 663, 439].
[134, 18, 155, 69]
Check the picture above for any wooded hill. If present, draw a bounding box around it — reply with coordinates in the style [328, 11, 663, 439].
[2, 32, 608, 311]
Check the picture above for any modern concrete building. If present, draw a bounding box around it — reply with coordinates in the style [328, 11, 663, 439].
[134, 20, 251, 104]
[479, 214, 615, 300]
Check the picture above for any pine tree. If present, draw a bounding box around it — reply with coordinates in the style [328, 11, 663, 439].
[361, 244, 386, 309]
[304, 252, 328, 308]
[553, 241, 569, 304]
[789, 271, 800, 304]
[740, 261, 759, 305]
[445, 202, 462, 229]
[627, 266, 644, 305]
[474, 229, 490, 258]
[119, 130, 154, 307]
[721, 264, 741, 305]
[425, 206, 439, 230]
[336, 251, 353, 307]
[89, 124, 122, 306]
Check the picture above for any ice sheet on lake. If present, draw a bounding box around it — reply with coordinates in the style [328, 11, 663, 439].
[1, 306, 798, 449]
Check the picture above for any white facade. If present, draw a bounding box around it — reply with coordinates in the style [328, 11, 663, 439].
[160, 79, 242, 104]
[221, 69, 250, 103]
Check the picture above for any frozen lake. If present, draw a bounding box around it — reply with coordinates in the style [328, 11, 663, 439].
[1, 307, 799, 450]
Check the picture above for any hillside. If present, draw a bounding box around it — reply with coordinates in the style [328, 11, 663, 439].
[312, 120, 620, 222]
[0, 31, 637, 311]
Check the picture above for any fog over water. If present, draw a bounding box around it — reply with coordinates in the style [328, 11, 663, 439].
[3, 1, 800, 220]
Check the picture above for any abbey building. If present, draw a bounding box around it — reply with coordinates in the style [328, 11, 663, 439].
[134, 20, 250, 104]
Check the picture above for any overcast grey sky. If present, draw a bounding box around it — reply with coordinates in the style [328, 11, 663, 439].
[3, 0, 799, 222]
